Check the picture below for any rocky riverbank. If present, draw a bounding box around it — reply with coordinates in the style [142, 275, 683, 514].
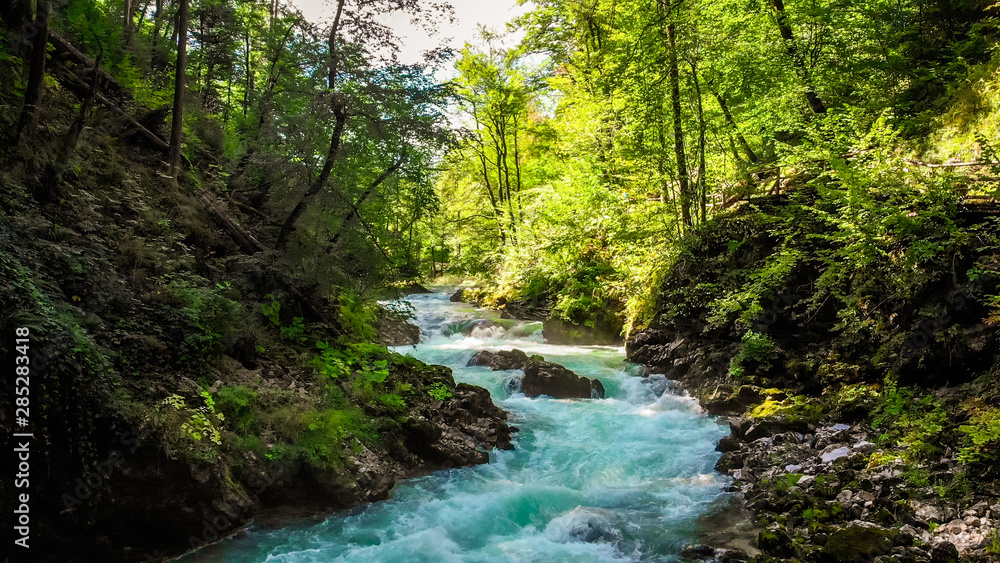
[672, 383, 1000, 562]
[624, 201, 1000, 562]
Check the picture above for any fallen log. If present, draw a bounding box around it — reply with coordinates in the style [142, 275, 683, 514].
[198, 192, 266, 254]
[47, 30, 130, 105]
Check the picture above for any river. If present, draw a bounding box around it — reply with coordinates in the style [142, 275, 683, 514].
[184, 290, 730, 562]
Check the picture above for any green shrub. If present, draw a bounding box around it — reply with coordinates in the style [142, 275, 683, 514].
[295, 407, 378, 467]
[215, 385, 259, 434]
[729, 330, 777, 379]
[338, 291, 378, 343]
[958, 405, 1000, 465]
[157, 392, 225, 463]
[428, 382, 453, 401]
[872, 381, 946, 461]
[164, 275, 244, 357]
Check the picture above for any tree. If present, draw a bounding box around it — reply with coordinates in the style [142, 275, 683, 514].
[767, 0, 826, 114]
[16, 0, 51, 145]
[660, 0, 692, 227]
[169, 0, 190, 181]
[453, 42, 533, 246]
[274, 0, 453, 249]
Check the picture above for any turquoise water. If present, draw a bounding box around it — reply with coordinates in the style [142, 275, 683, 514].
[183, 291, 729, 562]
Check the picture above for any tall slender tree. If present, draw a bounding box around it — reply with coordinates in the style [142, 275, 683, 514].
[16, 0, 51, 145]
[169, 0, 190, 182]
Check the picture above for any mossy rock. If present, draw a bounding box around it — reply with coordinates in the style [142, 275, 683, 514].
[756, 524, 795, 557]
[821, 524, 898, 562]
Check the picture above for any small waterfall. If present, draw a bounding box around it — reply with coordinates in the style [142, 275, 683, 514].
[505, 375, 524, 396]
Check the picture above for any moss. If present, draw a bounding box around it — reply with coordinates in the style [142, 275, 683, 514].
[821, 525, 898, 562]
[749, 395, 824, 423]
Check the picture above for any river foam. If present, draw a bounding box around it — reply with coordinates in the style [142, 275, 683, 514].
[181, 290, 729, 562]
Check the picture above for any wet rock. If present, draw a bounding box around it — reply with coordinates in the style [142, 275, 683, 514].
[545, 507, 622, 544]
[716, 547, 750, 562]
[701, 385, 770, 415]
[522, 357, 606, 399]
[716, 451, 745, 471]
[757, 524, 795, 557]
[405, 382, 515, 466]
[468, 349, 531, 370]
[743, 417, 810, 441]
[716, 435, 742, 453]
[377, 317, 420, 346]
[821, 523, 899, 562]
[729, 417, 752, 440]
[401, 282, 433, 294]
[449, 289, 466, 302]
[930, 541, 959, 563]
[681, 544, 716, 559]
[543, 317, 623, 345]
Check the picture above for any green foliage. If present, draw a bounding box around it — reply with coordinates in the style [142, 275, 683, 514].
[214, 385, 259, 434]
[337, 291, 379, 343]
[749, 395, 823, 423]
[163, 275, 244, 358]
[709, 250, 803, 330]
[729, 330, 777, 379]
[427, 382, 452, 401]
[158, 393, 224, 463]
[313, 341, 352, 379]
[281, 317, 307, 343]
[872, 381, 947, 461]
[958, 404, 1000, 465]
[293, 407, 378, 467]
[261, 294, 281, 327]
[378, 393, 406, 411]
[987, 529, 1000, 555]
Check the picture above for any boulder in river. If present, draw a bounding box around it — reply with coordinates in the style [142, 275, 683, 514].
[469, 348, 606, 399]
[523, 356, 606, 399]
[450, 288, 466, 302]
[399, 282, 433, 294]
[468, 349, 531, 370]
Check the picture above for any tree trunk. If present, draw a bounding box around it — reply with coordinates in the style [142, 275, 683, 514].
[476, 145, 505, 245]
[16, 0, 50, 145]
[512, 112, 524, 222]
[275, 104, 347, 247]
[244, 32, 252, 118]
[124, 0, 134, 48]
[661, 0, 691, 228]
[690, 60, 707, 223]
[151, 0, 163, 69]
[328, 154, 406, 248]
[256, 23, 295, 129]
[768, 0, 826, 114]
[168, 0, 190, 181]
[275, 0, 345, 248]
[711, 88, 759, 164]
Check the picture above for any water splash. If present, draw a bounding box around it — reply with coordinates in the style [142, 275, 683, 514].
[183, 290, 729, 562]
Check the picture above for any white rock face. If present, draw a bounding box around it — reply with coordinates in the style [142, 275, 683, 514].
[821, 446, 851, 463]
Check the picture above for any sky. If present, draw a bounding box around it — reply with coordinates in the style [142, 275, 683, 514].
[288, 0, 531, 66]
